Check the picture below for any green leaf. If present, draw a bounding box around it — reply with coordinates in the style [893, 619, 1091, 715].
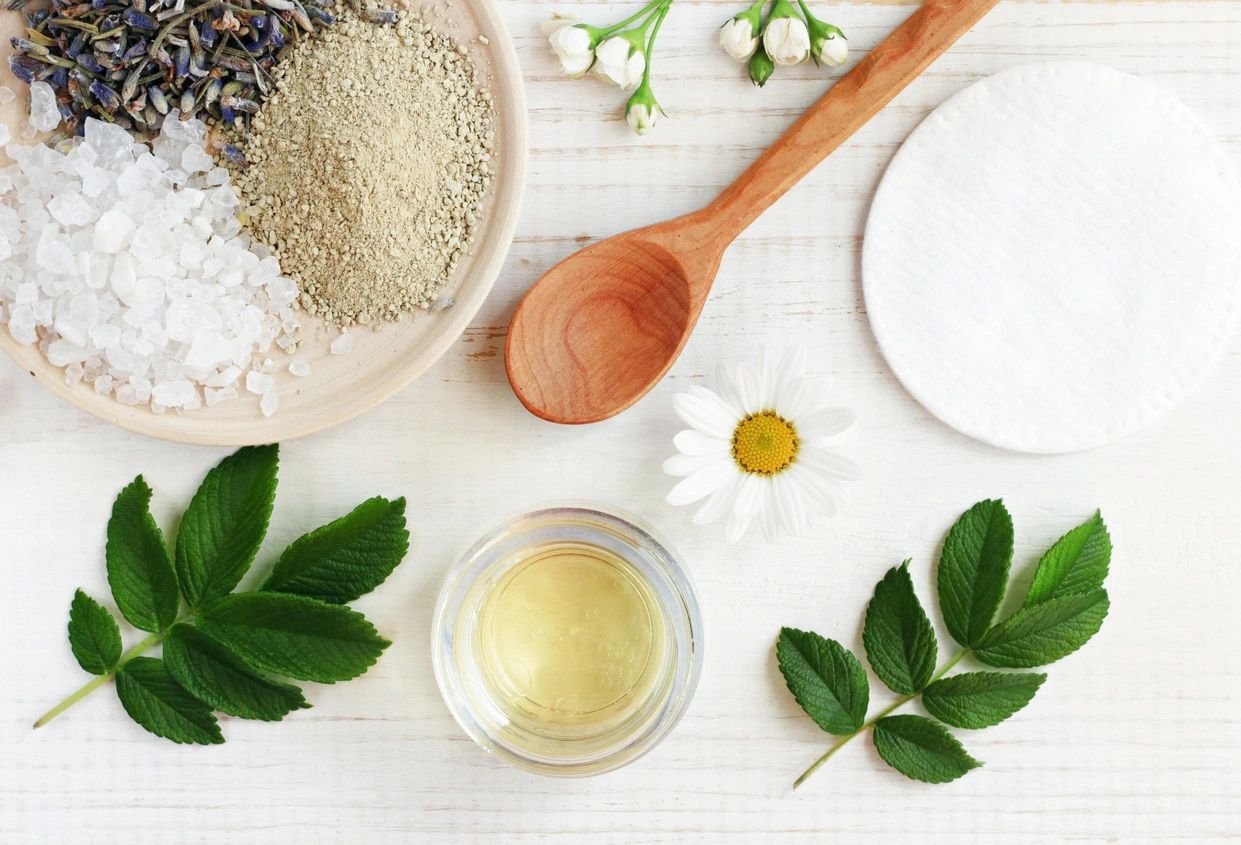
[67, 590, 122, 675]
[163, 624, 309, 721]
[262, 497, 410, 605]
[114, 657, 223, 745]
[1024, 511, 1111, 607]
[106, 476, 179, 632]
[922, 671, 1046, 729]
[175, 446, 279, 608]
[937, 499, 1014, 648]
[974, 589, 1109, 668]
[197, 592, 390, 683]
[872, 715, 982, 784]
[776, 627, 868, 735]
[862, 562, 937, 695]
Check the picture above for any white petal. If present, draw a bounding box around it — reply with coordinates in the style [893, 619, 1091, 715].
[798, 407, 856, 441]
[733, 473, 768, 521]
[760, 493, 782, 541]
[725, 510, 756, 543]
[693, 474, 742, 525]
[757, 348, 777, 409]
[776, 375, 816, 421]
[799, 448, 862, 481]
[774, 346, 808, 396]
[772, 472, 807, 536]
[673, 429, 730, 457]
[688, 383, 742, 419]
[805, 376, 837, 413]
[787, 464, 839, 516]
[666, 460, 736, 506]
[672, 390, 736, 438]
[735, 362, 764, 415]
[663, 452, 725, 478]
[714, 362, 745, 415]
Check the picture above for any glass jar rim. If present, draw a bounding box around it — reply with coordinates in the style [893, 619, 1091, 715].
[431, 504, 703, 777]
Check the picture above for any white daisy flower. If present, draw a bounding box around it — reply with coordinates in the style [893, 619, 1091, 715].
[663, 347, 858, 543]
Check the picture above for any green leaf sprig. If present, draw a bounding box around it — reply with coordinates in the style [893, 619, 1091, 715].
[779, 499, 1111, 786]
[35, 446, 411, 745]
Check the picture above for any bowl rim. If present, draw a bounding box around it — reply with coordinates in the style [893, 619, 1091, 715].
[0, 0, 528, 446]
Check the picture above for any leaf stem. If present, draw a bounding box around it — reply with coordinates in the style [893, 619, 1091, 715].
[792, 648, 970, 789]
[33, 626, 175, 728]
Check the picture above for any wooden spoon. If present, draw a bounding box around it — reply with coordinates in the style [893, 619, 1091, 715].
[506, 0, 999, 424]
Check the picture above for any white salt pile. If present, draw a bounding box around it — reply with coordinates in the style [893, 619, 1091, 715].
[0, 109, 299, 415]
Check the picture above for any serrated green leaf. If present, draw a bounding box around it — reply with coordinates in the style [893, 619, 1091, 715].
[261, 497, 409, 605]
[937, 499, 1014, 648]
[175, 446, 278, 608]
[67, 590, 122, 675]
[975, 589, 1109, 668]
[114, 657, 223, 745]
[872, 715, 981, 783]
[163, 624, 310, 721]
[1024, 511, 1111, 607]
[863, 562, 937, 695]
[197, 592, 390, 683]
[106, 476, 179, 632]
[922, 671, 1046, 729]
[776, 627, 868, 735]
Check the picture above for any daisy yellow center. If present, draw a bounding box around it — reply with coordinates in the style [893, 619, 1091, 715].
[731, 411, 799, 476]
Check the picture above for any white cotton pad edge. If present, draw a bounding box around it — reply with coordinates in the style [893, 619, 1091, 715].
[862, 61, 1241, 454]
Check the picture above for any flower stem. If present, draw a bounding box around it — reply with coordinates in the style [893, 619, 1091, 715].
[641, 0, 672, 81]
[33, 625, 175, 729]
[600, 0, 669, 36]
[791, 648, 969, 789]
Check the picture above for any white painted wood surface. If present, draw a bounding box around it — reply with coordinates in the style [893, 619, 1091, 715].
[3, 1, 1241, 841]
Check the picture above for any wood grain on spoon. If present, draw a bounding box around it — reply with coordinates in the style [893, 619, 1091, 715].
[505, 0, 1000, 425]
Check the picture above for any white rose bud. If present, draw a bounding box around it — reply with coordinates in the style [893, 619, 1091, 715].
[627, 101, 657, 135]
[809, 21, 848, 67]
[546, 19, 596, 78]
[763, 15, 811, 66]
[720, 16, 760, 63]
[625, 81, 663, 136]
[594, 34, 646, 90]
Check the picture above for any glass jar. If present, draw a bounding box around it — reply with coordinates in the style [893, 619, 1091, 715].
[432, 506, 703, 777]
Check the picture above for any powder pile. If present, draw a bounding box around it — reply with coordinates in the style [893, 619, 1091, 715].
[0, 111, 300, 415]
[236, 9, 495, 327]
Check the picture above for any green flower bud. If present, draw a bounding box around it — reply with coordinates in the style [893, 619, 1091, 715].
[749, 42, 776, 87]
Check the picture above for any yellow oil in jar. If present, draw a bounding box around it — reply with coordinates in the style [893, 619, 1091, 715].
[476, 543, 666, 732]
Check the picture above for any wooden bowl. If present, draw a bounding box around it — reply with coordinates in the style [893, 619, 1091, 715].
[0, 2, 526, 445]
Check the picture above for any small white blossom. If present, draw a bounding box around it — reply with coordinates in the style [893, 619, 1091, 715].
[814, 31, 847, 66]
[763, 16, 811, 66]
[720, 17, 760, 62]
[594, 35, 646, 90]
[546, 18, 596, 77]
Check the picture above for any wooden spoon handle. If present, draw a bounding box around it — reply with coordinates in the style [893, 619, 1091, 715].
[703, 0, 999, 240]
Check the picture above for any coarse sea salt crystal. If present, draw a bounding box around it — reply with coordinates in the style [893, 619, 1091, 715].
[0, 118, 298, 416]
[0, 86, 14, 105]
[245, 370, 274, 395]
[29, 81, 60, 133]
[330, 332, 352, 355]
[259, 392, 278, 417]
[289, 360, 310, 377]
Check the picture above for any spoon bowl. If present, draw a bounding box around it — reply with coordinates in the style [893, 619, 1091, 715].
[506, 214, 723, 424]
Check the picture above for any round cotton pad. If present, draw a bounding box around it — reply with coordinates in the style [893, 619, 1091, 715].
[863, 61, 1241, 453]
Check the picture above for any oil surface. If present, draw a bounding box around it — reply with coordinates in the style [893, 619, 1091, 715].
[478, 544, 664, 728]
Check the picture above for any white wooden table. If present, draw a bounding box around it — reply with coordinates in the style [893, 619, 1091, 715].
[4, 1, 1241, 841]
